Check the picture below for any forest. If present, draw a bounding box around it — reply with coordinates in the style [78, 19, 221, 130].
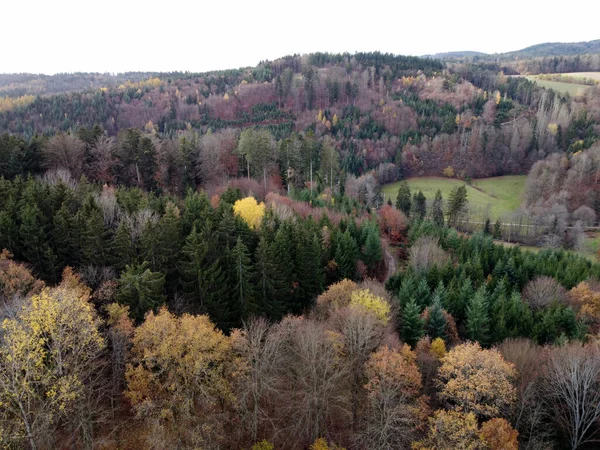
[2, 46, 600, 449]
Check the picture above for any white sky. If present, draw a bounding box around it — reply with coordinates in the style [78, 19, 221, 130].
[2, 0, 599, 75]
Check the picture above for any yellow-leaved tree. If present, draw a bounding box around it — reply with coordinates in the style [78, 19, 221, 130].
[437, 342, 516, 419]
[412, 409, 482, 450]
[125, 307, 234, 448]
[350, 289, 391, 324]
[233, 197, 266, 229]
[0, 268, 105, 450]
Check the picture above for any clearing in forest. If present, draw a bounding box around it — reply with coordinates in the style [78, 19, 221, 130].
[382, 175, 526, 220]
[526, 75, 590, 96]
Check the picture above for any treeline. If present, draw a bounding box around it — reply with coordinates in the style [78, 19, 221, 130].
[2, 53, 600, 184]
[526, 141, 600, 214]
[388, 225, 600, 347]
[0, 174, 386, 329]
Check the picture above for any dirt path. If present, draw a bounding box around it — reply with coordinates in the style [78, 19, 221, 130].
[384, 247, 397, 282]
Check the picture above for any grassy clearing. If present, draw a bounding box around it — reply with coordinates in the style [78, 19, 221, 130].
[382, 175, 527, 220]
[526, 76, 590, 96]
[560, 72, 600, 81]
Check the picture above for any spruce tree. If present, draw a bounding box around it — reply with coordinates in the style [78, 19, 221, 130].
[395, 181, 411, 216]
[117, 262, 165, 322]
[112, 220, 137, 272]
[227, 237, 256, 328]
[363, 227, 383, 273]
[466, 286, 490, 344]
[414, 190, 427, 221]
[295, 230, 324, 313]
[401, 299, 425, 347]
[428, 296, 447, 341]
[447, 185, 468, 227]
[335, 230, 359, 280]
[254, 236, 285, 320]
[179, 226, 227, 320]
[493, 219, 502, 239]
[432, 189, 444, 227]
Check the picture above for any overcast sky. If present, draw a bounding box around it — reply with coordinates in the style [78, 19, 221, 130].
[2, 0, 599, 75]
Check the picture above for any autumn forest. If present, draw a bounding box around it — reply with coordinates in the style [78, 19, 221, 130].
[2, 42, 600, 450]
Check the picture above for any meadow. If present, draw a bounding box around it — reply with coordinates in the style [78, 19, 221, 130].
[382, 175, 527, 220]
[526, 75, 591, 96]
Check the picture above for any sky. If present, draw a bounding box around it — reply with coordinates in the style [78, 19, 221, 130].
[2, 0, 599, 75]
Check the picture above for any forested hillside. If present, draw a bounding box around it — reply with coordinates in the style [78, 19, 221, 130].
[3, 48, 600, 449]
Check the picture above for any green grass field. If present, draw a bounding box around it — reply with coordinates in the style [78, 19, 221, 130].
[526, 76, 590, 96]
[560, 72, 600, 81]
[382, 175, 527, 220]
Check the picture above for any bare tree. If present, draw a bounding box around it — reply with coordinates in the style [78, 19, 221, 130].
[544, 343, 600, 449]
[231, 317, 283, 443]
[274, 316, 349, 448]
[42, 133, 86, 178]
[409, 237, 450, 272]
[522, 276, 566, 310]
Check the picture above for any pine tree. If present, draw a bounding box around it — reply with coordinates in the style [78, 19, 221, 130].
[395, 181, 411, 216]
[401, 299, 425, 347]
[466, 286, 490, 345]
[428, 296, 447, 341]
[432, 189, 444, 227]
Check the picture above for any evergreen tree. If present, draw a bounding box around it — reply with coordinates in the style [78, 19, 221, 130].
[395, 181, 411, 216]
[179, 225, 227, 321]
[413, 278, 432, 310]
[76, 196, 110, 268]
[483, 218, 491, 235]
[52, 202, 77, 271]
[227, 237, 256, 328]
[112, 220, 137, 272]
[447, 185, 468, 227]
[254, 236, 285, 320]
[362, 225, 382, 273]
[432, 189, 444, 227]
[295, 229, 324, 313]
[493, 219, 502, 239]
[413, 190, 427, 221]
[335, 230, 359, 280]
[428, 296, 447, 341]
[117, 262, 165, 322]
[466, 286, 490, 345]
[274, 223, 296, 300]
[401, 299, 425, 347]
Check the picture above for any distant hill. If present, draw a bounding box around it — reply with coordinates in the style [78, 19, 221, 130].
[423, 39, 600, 61]
[424, 51, 488, 59]
[502, 40, 600, 59]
